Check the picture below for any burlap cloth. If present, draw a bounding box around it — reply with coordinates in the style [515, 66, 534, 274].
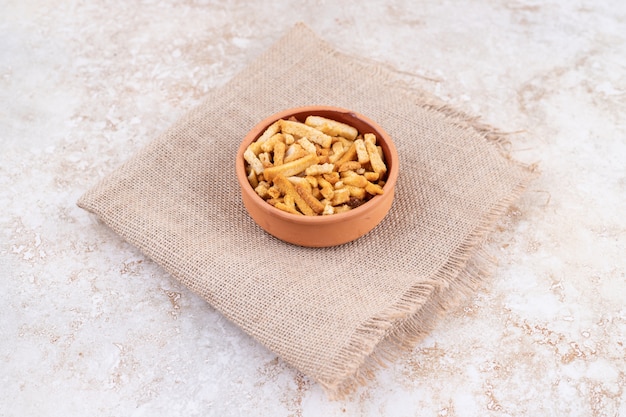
[78, 23, 536, 398]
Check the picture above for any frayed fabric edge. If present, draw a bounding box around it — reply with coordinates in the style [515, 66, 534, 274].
[320, 169, 537, 400]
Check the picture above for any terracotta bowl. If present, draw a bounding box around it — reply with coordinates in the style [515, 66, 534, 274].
[235, 106, 399, 247]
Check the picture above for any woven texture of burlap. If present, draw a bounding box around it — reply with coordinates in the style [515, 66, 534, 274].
[78, 23, 536, 397]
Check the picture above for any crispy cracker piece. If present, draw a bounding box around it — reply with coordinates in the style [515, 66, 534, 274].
[273, 141, 286, 166]
[338, 161, 361, 173]
[284, 133, 295, 145]
[279, 119, 333, 148]
[267, 185, 281, 199]
[363, 133, 377, 145]
[328, 141, 345, 163]
[258, 152, 273, 168]
[335, 143, 357, 167]
[305, 175, 318, 188]
[283, 194, 296, 211]
[254, 181, 270, 198]
[322, 203, 334, 215]
[365, 139, 387, 175]
[257, 121, 281, 145]
[304, 115, 358, 140]
[261, 133, 285, 153]
[346, 185, 367, 199]
[365, 181, 384, 195]
[334, 204, 352, 214]
[363, 171, 379, 181]
[331, 188, 350, 206]
[339, 136, 354, 148]
[244, 148, 265, 174]
[317, 155, 330, 164]
[263, 153, 319, 181]
[305, 163, 335, 176]
[286, 176, 308, 185]
[265, 197, 280, 206]
[322, 172, 340, 184]
[297, 137, 317, 154]
[295, 182, 325, 214]
[315, 145, 329, 157]
[247, 168, 258, 188]
[354, 138, 369, 164]
[284, 144, 309, 163]
[275, 201, 302, 215]
[317, 176, 335, 200]
[274, 174, 315, 215]
[247, 141, 262, 156]
[342, 173, 368, 188]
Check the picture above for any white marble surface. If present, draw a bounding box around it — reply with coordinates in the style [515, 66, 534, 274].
[2, 1, 625, 416]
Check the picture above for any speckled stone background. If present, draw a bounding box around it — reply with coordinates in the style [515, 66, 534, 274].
[1, 1, 625, 416]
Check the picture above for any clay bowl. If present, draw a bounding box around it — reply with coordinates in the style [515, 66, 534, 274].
[235, 106, 399, 247]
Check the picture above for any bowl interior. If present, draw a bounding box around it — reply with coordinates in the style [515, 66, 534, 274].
[236, 106, 399, 224]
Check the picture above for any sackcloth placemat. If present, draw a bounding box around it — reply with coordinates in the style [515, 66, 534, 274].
[77, 23, 537, 398]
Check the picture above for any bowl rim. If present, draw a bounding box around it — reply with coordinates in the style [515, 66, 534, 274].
[235, 105, 399, 225]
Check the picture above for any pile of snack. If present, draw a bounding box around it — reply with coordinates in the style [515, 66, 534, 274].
[243, 115, 388, 216]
